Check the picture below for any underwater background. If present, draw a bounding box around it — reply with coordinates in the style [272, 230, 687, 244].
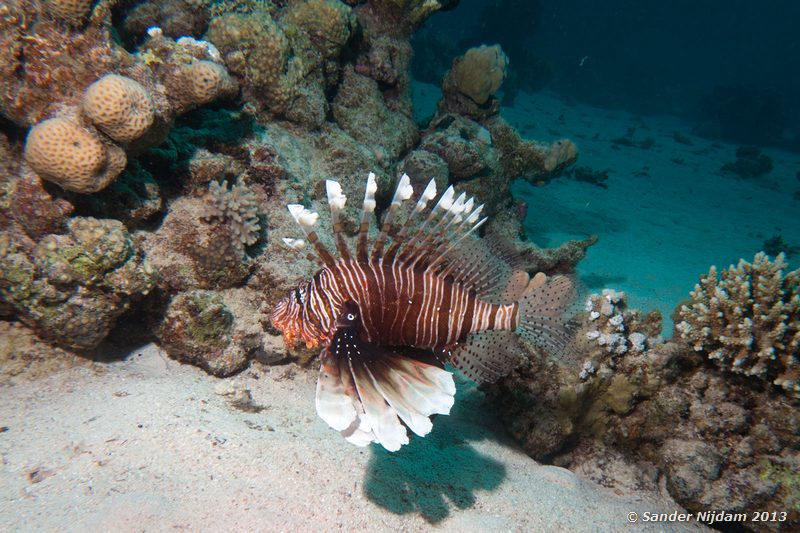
[0, 0, 798, 531]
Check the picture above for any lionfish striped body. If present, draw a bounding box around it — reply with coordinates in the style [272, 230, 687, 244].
[271, 173, 574, 451]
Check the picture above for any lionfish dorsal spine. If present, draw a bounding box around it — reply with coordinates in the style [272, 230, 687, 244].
[356, 172, 378, 262]
[371, 173, 414, 261]
[287, 203, 337, 267]
[395, 185, 456, 266]
[286, 174, 489, 273]
[325, 179, 351, 261]
[383, 178, 438, 263]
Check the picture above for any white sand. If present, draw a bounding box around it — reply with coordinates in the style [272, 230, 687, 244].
[0, 344, 707, 532]
[414, 81, 800, 332]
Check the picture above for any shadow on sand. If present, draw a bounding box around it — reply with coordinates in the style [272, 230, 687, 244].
[362, 378, 508, 524]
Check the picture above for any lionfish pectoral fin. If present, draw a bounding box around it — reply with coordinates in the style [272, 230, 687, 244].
[315, 349, 358, 432]
[315, 315, 455, 451]
[450, 330, 525, 384]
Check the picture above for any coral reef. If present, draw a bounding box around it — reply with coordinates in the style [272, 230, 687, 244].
[140, 197, 254, 291]
[720, 146, 774, 179]
[675, 252, 799, 398]
[157, 288, 283, 377]
[1, 174, 74, 240]
[332, 67, 418, 159]
[1, 0, 579, 377]
[487, 283, 800, 531]
[0, 217, 154, 350]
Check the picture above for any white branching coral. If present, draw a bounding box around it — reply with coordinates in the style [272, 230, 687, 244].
[205, 180, 261, 252]
[675, 252, 800, 398]
[585, 289, 660, 357]
[578, 289, 663, 382]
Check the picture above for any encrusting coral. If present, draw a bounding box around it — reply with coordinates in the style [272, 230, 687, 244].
[450, 44, 508, 105]
[675, 252, 800, 398]
[0, 217, 154, 350]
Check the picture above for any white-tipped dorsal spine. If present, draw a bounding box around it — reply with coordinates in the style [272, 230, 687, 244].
[326, 179, 351, 259]
[282, 237, 307, 250]
[384, 178, 439, 262]
[288, 204, 320, 230]
[356, 172, 378, 262]
[286, 204, 336, 267]
[372, 174, 414, 260]
[397, 184, 455, 265]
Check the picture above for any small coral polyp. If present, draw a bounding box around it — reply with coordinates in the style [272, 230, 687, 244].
[81, 74, 155, 143]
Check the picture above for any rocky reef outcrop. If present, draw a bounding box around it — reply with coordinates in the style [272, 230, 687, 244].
[0, 0, 578, 378]
[486, 270, 800, 532]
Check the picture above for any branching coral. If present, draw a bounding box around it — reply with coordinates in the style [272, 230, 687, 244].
[675, 252, 800, 397]
[205, 179, 261, 252]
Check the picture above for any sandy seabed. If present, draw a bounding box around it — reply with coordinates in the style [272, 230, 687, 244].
[0, 344, 709, 532]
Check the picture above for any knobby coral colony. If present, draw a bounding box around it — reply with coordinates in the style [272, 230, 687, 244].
[271, 173, 575, 451]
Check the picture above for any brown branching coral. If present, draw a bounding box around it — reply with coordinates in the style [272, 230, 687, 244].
[675, 252, 800, 398]
[205, 179, 261, 252]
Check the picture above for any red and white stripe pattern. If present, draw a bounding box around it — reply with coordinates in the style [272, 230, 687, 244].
[299, 257, 517, 350]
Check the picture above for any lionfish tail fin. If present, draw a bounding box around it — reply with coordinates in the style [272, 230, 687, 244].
[516, 274, 578, 361]
[316, 304, 455, 451]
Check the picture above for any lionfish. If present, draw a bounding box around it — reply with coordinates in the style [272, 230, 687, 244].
[271, 173, 575, 451]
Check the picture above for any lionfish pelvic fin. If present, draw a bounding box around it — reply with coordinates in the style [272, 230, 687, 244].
[315, 303, 455, 451]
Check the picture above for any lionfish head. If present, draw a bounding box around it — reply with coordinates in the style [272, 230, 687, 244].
[270, 284, 323, 349]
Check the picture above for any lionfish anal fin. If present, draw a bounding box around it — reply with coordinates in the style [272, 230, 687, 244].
[315, 302, 455, 452]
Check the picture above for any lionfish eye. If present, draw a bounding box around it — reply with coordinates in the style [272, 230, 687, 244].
[294, 288, 302, 304]
[346, 313, 355, 320]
